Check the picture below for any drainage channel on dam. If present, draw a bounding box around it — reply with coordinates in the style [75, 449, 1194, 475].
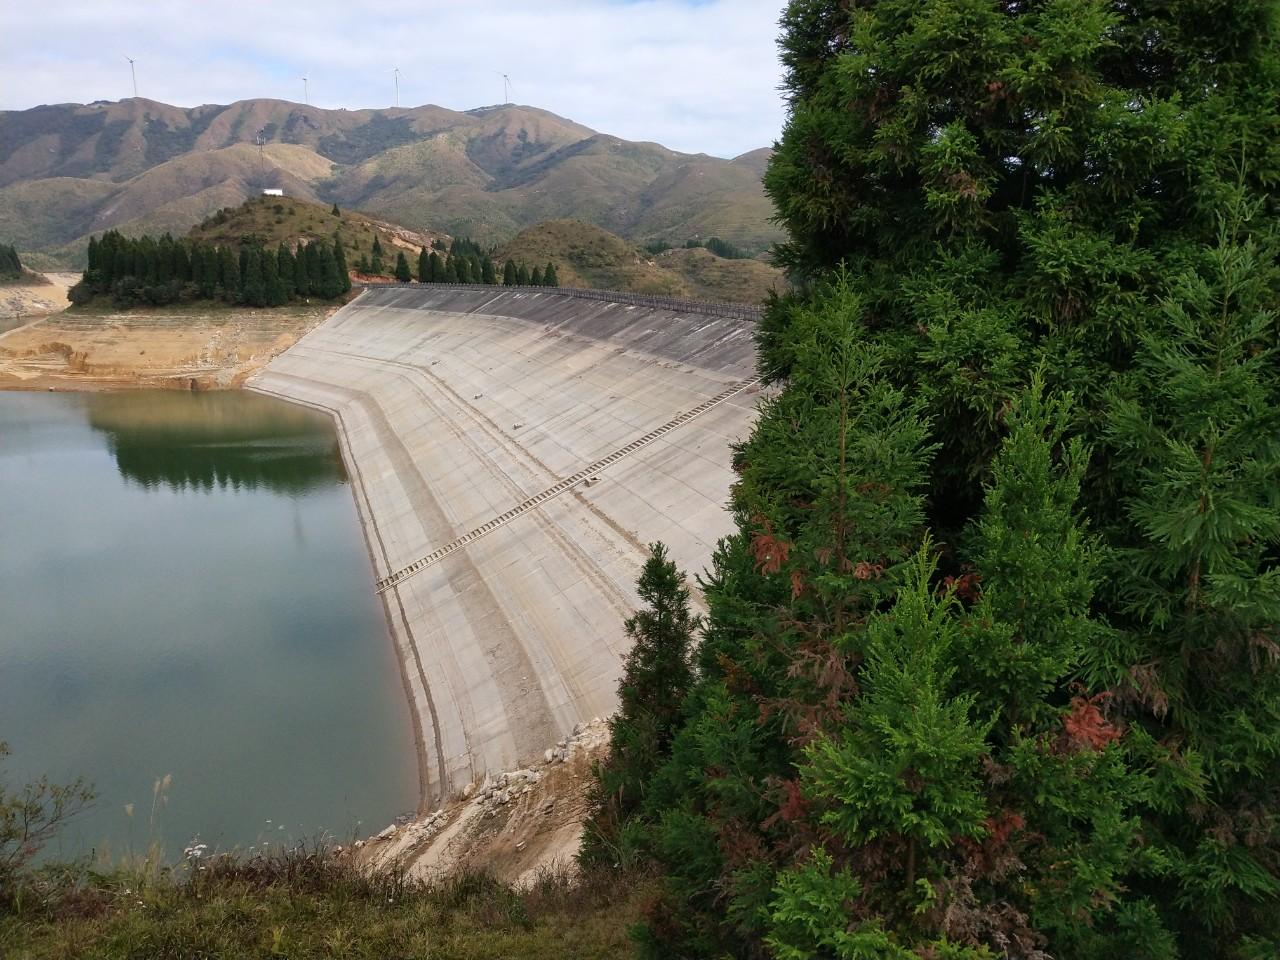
[376, 376, 761, 594]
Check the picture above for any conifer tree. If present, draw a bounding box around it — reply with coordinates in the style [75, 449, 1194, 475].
[263, 248, 286, 306]
[481, 256, 496, 284]
[428, 251, 443, 282]
[582, 544, 696, 866]
[443, 255, 458, 283]
[318, 243, 343, 299]
[631, 1, 1280, 957]
[241, 245, 266, 307]
[217, 246, 239, 301]
[293, 244, 311, 297]
[370, 235, 384, 274]
[516, 263, 530, 286]
[530, 265, 543, 286]
[277, 244, 296, 298]
[394, 250, 411, 282]
[543, 262, 558, 287]
[418, 247, 430, 283]
[456, 256, 472, 284]
[332, 236, 351, 293]
[503, 260, 517, 286]
[331, 203, 340, 216]
[356, 254, 370, 275]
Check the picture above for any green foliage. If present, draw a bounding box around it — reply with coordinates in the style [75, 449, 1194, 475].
[73, 231, 349, 308]
[394, 250, 411, 282]
[503, 260, 517, 286]
[631, 1, 1280, 956]
[0, 741, 93, 901]
[530, 265, 543, 286]
[370, 234, 384, 274]
[543, 261, 559, 287]
[582, 545, 696, 867]
[0, 243, 24, 280]
[516, 263, 530, 286]
[481, 256, 497, 284]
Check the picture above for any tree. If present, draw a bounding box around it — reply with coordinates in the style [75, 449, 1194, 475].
[241, 245, 266, 307]
[277, 244, 296, 299]
[263, 248, 287, 306]
[456, 256, 472, 284]
[633, 1, 1280, 957]
[0, 741, 93, 900]
[418, 247, 430, 283]
[293, 244, 311, 297]
[370, 235, 384, 275]
[481, 256, 497, 284]
[330, 203, 340, 216]
[516, 263, 530, 286]
[318, 243, 344, 299]
[543, 262, 559, 287]
[503, 260, 517, 286]
[582, 544, 697, 866]
[530, 266, 543, 286]
[443, 255, 458, 283]
[332, 236, 351, 293]
[428, 251, 443, 283]
[394, 251, 411, 282]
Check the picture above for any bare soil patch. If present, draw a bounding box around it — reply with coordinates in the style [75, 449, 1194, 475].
[0, 303, 330, 391]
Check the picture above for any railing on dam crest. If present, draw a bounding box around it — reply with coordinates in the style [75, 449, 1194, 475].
[351, 281, 763, 322]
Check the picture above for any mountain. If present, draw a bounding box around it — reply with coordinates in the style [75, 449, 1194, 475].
[0, 98, 782, 267]
[496, 219, 784, 303]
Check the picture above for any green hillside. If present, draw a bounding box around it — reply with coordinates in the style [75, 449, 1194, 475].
[497, 219, 783, 303]
[187, 195, 439, 268]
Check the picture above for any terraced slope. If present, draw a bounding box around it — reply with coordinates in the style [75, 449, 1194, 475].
[249, 286, 761, 804]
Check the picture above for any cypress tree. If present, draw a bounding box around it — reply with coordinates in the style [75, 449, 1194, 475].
[394, 251, 411, 282]
[277, 244, 296, 298]
[418, 247, 430, 283]
[628, 1, 1280, 957]
[428, 251, 443, 283]
[331, 203, 340, 216]
[293, 243, 311, 297]
[582, 544, 696, 866]
[443, 255, 458, 283]
[516, 263, 530, 286]
[456, 256, 472, 284]
[332, 238, 351, 292]
[502, 260, 517, 286]
[543, 262, 558, 287]
[241, 245, 266, 307]
[370, 235, 384, 274]
[356, 254, 370, 275]
[318, 243, 343, 299]
[529, 266, 543, 286]
[217, 246, 239, 301]
[481, 256, 496, 284]
[263, 248, 286, 306]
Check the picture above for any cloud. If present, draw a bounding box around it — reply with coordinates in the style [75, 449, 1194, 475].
[2, 0, 787, 157]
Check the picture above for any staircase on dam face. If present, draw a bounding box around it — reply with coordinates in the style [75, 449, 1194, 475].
[375, 375, 761, 594]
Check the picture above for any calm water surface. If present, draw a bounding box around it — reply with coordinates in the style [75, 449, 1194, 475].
[0, 390, 417, 860]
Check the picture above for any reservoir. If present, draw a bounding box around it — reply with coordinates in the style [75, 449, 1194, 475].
[0, 390, 417, 861]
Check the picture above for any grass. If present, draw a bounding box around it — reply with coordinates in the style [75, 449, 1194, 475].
[0, 846, 653, 959]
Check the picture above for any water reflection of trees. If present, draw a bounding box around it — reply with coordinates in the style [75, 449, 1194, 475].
[86, 392, 346, 495]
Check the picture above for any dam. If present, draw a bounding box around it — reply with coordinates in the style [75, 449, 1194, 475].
[249, 285, 761, 805]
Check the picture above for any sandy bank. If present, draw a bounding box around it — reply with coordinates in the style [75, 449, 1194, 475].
[0, 304, 331, 392]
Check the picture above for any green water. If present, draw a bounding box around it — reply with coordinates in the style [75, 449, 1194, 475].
[0, 390, 418, 860]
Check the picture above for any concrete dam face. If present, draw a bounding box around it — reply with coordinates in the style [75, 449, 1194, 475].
[250, 286, 761, 804]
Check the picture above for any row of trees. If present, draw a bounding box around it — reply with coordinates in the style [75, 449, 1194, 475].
[71, 231, 352, 308]
[586, 1, 1280, 958]
[0, 243, 24, 281]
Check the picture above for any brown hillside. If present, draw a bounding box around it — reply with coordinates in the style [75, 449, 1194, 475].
[2, 98, 783, 267]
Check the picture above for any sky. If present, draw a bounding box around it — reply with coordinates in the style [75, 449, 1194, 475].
[2, 0, 788, 158]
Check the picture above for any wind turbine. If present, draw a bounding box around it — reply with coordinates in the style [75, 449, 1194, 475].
[390, 66, 403, 108]
[124, 55, 138, 99]
[301, 71, 310, 106]
[496, 72, 513, 104]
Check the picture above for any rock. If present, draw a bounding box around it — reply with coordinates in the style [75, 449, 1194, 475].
[516, 840, 526, 851]
[542, 800, 555, 814]
[544, 748, 555, 763]
[462, 782, 475, 799]
[375, 824, 398, 841]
